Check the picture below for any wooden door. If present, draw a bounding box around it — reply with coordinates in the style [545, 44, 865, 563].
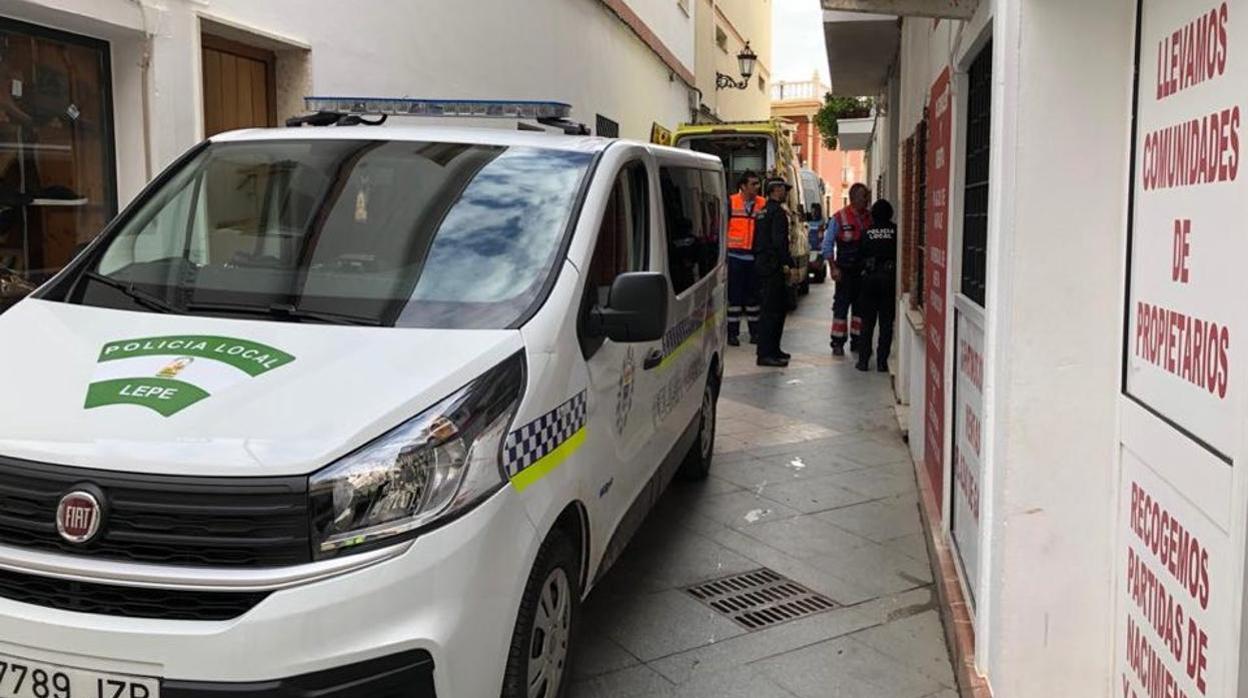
[201, 34, 275, 137]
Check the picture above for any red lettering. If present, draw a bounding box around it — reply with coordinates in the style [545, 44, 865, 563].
[1157, 3, 1231, 101]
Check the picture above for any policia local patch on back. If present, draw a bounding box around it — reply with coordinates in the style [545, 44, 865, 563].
[84, 336, 295, 417]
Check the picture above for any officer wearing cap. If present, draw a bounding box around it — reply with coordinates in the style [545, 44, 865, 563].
[753, 176, 795, 367]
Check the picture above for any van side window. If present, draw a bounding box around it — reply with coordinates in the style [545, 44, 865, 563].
[660, 166, 719, 295]
[700, 170, 725, 270]
[587, 163, 649, 306]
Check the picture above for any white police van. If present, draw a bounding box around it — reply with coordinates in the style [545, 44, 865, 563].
[0, 100, 726, 698]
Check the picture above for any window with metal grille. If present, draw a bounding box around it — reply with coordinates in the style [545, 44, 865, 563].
[914, 117, 928, 309]
[960, 41, 992, 306]
[901, 137, 914, 297]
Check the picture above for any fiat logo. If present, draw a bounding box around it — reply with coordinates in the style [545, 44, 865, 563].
[56, 491, 102, 544]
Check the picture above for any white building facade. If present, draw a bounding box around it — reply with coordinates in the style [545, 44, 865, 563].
[827, 0, 1248, 695]
[0, 0, 701, 293]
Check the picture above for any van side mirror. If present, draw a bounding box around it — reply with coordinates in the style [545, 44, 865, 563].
[591, 272, 669, 343]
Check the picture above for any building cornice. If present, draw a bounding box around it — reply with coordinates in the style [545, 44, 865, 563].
[599, 0, 696, 87]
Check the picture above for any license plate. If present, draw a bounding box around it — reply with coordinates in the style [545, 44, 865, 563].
[0, 653, 158, 698]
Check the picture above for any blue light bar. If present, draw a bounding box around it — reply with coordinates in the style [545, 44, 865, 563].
[303, 97, 572, 120]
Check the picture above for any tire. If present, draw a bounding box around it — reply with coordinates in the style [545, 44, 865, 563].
[502, 529, 581, 698]
[678, 377, 719, 481]
[811, 265, 827, 284]
[799, 280, 811, 296]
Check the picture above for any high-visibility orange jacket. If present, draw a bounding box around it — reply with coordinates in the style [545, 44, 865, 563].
[727, 192, 767, 251]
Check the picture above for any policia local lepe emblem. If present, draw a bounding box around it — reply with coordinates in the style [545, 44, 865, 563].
[84, 336, 295, 417]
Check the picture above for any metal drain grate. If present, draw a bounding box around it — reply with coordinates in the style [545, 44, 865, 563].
[685, 568, 837, 631]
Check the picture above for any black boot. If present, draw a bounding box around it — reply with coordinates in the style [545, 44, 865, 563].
[855, 354, 871, 371]
[728, 334, 740, 347]
[877, 357, 889, 372]
[831, 341, 845, 357]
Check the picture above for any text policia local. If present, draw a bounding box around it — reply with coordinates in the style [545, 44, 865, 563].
[1143, 4, 1237, 192]
[1125, 482, 1211, 697]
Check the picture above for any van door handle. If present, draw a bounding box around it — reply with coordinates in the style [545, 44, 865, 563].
[643, 349, 664, 371]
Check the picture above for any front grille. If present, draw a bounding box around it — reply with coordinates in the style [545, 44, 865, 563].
[0, 456, 310, 567]
[0, 567, 269, 620]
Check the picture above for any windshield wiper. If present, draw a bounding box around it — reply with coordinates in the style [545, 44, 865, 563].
[83, 271, 179, 314]
[182, 301, 382, 327]
[267, 303, 383, 326]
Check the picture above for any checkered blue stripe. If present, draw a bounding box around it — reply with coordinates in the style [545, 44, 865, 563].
[662, 296, 720, 356]
[504, 391, 588, 479]
[663, 315, 703, 355]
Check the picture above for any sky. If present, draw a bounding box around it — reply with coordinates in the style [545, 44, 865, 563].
[771, 0, 830, 86]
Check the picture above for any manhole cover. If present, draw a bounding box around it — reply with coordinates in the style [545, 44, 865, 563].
[684, 568, 837, 631]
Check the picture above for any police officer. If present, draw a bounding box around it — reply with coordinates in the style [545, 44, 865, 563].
[726, 171, 765, 346]
[822, 183, 871, 356]
[754, 177, 795, 367]
[855, 199, 898, 372]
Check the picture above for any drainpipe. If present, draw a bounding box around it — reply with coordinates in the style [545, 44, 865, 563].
[131, 0, 155, 181]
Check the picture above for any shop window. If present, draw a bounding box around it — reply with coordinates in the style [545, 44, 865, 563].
[960, 41, 992, 307]
[0, 18, 116, 310]
[660, 166, 719, 295]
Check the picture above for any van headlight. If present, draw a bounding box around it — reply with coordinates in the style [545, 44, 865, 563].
[309, 352, 525, 558]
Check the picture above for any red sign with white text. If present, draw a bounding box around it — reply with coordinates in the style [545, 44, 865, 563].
[924, 67, 952, 508]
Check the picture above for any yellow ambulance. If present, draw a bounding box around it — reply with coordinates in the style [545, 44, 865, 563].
[667, 120, 812, 297]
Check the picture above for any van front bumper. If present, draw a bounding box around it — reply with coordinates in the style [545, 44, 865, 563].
[163, 650, 435, 697]
[0, 487, 538, 698]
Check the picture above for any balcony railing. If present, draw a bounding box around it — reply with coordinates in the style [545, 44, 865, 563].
[771, 80, 829, 102]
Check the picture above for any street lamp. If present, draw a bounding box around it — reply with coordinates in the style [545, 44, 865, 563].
[717, 42, 757, 90]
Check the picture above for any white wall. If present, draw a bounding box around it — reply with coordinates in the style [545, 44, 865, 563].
[201, 0, 695, 144]
[626, 0, 696, 69]
[981, 0, 1133, 695]
[3, 0, 696, 205]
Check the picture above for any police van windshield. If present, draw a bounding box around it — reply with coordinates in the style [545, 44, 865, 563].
[68, 140, 594, 328]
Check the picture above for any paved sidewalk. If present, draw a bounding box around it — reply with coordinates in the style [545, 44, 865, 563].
[570, 281, 958, 698]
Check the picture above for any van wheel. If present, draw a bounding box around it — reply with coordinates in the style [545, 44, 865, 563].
[679, 378, 718, 481]
[502, 529, 580, 698]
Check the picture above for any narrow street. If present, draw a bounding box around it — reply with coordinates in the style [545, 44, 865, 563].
[571, 280, 958, 698]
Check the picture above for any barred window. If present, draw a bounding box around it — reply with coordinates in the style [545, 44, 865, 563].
[960, 41, 992, 307]
[913, 118, 929, 309]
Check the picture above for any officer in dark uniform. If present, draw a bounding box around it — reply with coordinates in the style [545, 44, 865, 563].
[822, 183, 871, 356]
[855, 199, 899, 372]
[753, 177, 795, 367]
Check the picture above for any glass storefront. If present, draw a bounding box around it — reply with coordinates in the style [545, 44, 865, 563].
[0, 17, 116, 311]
